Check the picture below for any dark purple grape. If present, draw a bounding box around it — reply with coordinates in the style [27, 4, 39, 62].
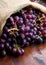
[31, 29, 34, 33]
[29, 32, 33, 37]
[27, 37, 31, 41]
[21, 34, 25, 39]
[8, 38, 12, 42]
[9, 17, 15, 26]
[30, 23, 34, 28]
[15, 32, 19, 36]
[4, 26, 8, 32]
[33, 31, 37, 35]
[25, 33, 29, 37]
[29, 19, 33, 23]
[2, 50, 6, 56]
[2, 33, 7, 39]
[22, 14, 27, 20]
[27, 14, 32, 19]
[19, 17, 23, 24]
[0, 50, 6, 57]
[25, 19, 29, 23]
[41, 13, 45, 17]
[29, 10, 33, 14]
[8, 46, 12, 51]
[32, 35, 37, 40]
[23, 39, 27, 44]
[43, 34, 46, 39]
[25, 26, 30, 31]
[32, 14, 36, 19]
[21, 49, 24, 55]
[14, 16, 19, 21]
[12, 43, 16, 48]
[43, 29, 46, 34]
[37, 37, 43, 43]
[5, 42, 10, 49]
[0, 43, 4, 50]
[0, 38, 5, 43]
[32, 20, 36, 24]
[8, 32, 13, 37]
[20, 24, 25, 32]
[26, 42, 30, 46]
[12, 48, 17, 55]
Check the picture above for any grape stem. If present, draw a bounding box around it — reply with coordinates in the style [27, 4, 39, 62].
[10, 31, 20, 49]
[7, 21, 20, 49]
[36, 15, 46, 24]
[8, 28, 19, 32]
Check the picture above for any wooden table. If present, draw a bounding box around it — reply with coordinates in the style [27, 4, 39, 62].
[0, 43, 46, 65]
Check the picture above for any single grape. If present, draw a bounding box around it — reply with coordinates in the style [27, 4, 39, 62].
[25, 26, 30, 32]
[28, 37, 31, 41]
[14, 16, 19, 21]
[25, 33, 29, 37]
[43, 29, 46, 34]
[26, 42, 30, 46]
[21, 49, 24, 55]
[32, 14, 36, 19]
[29, 32, 33, 37]
[0, 50, 6, 57]
[21, 34, 25, 39]
[5, 42, 10, 49]
[12, 43, 16, 48]
[30, 23, 34, 28]
[8, 38, 12, 42]
[25, 19, 29, 23]
[9, 17, 15, 26]
[4, 26, 8, 32]
[22, 14, 27, 20]
[2, 33, 7, 39]
[29, 10, 33, 14]
[32, 35, 37, 40]
[37, 37, 43, 43]
[27, 14, 32, 19]
[0, 38, 5, 43]
[33, 31, 37, 35]
[0, 43, 4, 50]
[19, 17, 23, 24]
[12, 48, 17, 55]
[29, 19, 33, 23]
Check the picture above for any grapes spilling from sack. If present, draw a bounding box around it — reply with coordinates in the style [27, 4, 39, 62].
[0, 8, 46, 57]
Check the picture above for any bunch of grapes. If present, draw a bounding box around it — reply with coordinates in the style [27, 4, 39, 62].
[0, 9, 46, 57]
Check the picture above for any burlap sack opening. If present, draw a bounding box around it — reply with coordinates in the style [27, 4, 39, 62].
[0, 0, 46, 36]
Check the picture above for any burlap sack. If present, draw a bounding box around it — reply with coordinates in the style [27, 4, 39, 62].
[0, 0, 46, 36]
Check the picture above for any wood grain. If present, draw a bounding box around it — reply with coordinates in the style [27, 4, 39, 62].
[0, 43, 46, 65]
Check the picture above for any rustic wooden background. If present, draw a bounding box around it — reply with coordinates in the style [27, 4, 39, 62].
[0, 0, 46, 65]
